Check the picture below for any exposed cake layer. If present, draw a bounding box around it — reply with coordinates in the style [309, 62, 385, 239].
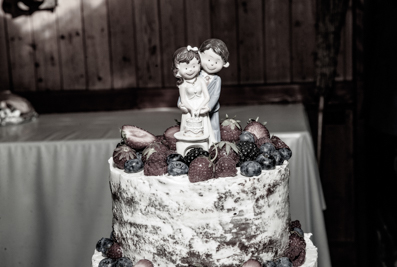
[109, 158, 291, 267]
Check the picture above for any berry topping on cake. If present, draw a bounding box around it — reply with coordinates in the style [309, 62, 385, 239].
[143, 152, 167, 176]
[113, 145, 138, 169]
[271, 150, 284, 165]
[256, 153, 276, 170]
[292, 227, 304, 237]
[275, 257, 294, 267]
[239, 131, 256, 143]
[133, 259, 154, 267]
[242, 259, 262, 267]
[264, 261, 277, 267]
[256, 136, 272, 148]
[259, 142, 276, 155]
[209, 141, 240, 165]
[220, 114, 242, 142]
[289, 220, 302, 231]
[124, 158, 144, 173]
[215, 156, 237, 178]
[271, 135, 290, 149]
[279, 147, 292, 161]
[141, 142, 169, 163]
[168, 161, 189, 176]
[240, 161, 262, 177]
[163, 124, 180, 150]
[285, 234, 306, 267]
[99, 258, 116, 267]
[244, 117, 270, 139]
[96, 237, 114, 254]
[106, 242, 123, 259]
[188, 156, 214, 183]
[116, 257, 133, 267]
[166, 153, 186, 164]
[121, 125, 156, 151]
[237, 141, 261, 165]
[184, 147, 209, 166]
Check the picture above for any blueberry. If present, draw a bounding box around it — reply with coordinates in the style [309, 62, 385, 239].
[96, 238, 114, 254]
[256, 154, 276, 170]
[260, 142, 276, 154]
[278, 148, 292, 161]
[168, 161, 189, 176]
[99, 258, 116, 267]
[136, 151, 142, 160]
[275, 257, 292, 267]
[115, 257, 133, 267]
[239, 131, 256, 143]
[124, 159, 143, 173]
[240, 161, 262, 177]
[271, 150, 284, 165]
[293, 227, 304, 237]
[167, 153, 186, 165]
[264, 261, 277, 267]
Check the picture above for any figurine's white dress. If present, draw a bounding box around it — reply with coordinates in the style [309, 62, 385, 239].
[180, 80, 216, 146]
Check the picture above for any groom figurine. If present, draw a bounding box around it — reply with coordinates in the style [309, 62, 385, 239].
[178, 39, 229, 142]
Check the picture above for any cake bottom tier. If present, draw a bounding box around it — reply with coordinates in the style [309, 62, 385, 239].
[91, 233, 318, 267]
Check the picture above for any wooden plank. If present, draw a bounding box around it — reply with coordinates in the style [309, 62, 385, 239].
[211, 0, 238, 85]
[57, 0, 86, 90]
[237, 0, 264, 84]
[185, 0, 211, 48]
[31, 10, 61, 91]
[133, 0, 162, 87]
[159, 0, 185, 87]
[107, 0, 137, 89]
[345, 0, 353, 81]
[291, 0, 316, 82]
[335, 25, 345, 81]
[6, 14, 36, 91]
[264, 0, 291, 83]
[82, 0, 111, 90]
[0, 10, 10, 91]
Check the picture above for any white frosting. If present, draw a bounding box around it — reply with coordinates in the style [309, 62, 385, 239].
[92, 233, 318, 267]
[108, 158, 293, 266]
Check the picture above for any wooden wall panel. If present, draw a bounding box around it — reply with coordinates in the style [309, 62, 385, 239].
[82, 0, 111, 90]
[107, 0, 136, 89]
[185, 0, 211, 48]
[134, 0, 162, 87]
[291, 0, 316, 82]
[57, 0, 86, 90]
[265, 0, 291, 83]
[335, 25, 345, 81]
[238, 0, 264, 84]
[159, 0, 185, 87]
[31, 11, 61, 91]
[0, 11, 10, 91]
[211, 0, 239, 85]
[6, 15, 36, 91]
[345, 0, 353, 81]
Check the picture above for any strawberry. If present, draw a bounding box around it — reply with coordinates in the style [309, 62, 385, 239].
[242, 259, 262, 267]
[215, 156, 237, 178]
[209, 141, 240, 165]
[271, 135, 290, 149]
[112, 144, 138, 169]
[220, 114, 242, 142]
[121, 125, 156, 151]
[163, 125, 180, 150]
[133, 259, 154, 267]
[243, 117, 270, 139]
[144, 152, 167, 176]
[106, 242, 122, 259]
[285, 233, 306, 267]
[188, 156, 214, 183]
[255, 136, 272, 148]
[141, 141, 169, 163]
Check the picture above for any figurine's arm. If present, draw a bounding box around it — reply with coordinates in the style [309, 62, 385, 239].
[208, 76, 221, 111]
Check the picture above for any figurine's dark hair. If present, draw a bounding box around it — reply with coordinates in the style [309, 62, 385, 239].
[172, 47, 201, 86]
[199, 39, 229, 64]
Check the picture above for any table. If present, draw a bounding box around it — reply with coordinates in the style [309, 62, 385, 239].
[0, 104, 331, 267]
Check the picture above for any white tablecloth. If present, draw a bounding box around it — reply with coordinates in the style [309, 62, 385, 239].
[0, 104, 331, 267]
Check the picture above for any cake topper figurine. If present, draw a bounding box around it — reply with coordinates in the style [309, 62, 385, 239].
[177, 39, 229, 143]
[172, 46, 216, 155]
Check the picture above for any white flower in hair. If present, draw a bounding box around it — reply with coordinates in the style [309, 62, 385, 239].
[187, 45, 198, 52]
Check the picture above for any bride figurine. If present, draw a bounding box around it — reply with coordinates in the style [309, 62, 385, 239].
[172, 46, 216, 147]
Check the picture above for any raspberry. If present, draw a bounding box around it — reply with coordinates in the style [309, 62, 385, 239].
[106, 242, 122, 259]
[237, 141, 260, 165]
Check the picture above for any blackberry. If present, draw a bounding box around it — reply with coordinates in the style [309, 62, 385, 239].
[183, 147, 209, 166]
[237, 141, 260, 166]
